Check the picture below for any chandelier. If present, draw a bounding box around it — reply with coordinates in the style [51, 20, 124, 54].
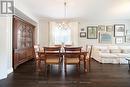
[57, 1, 70, 30]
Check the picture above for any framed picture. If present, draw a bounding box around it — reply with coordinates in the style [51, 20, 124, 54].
[81, 28, 85, 31]
[115, 37, 125, 44]
[126, 36, 130, 43]
[87, 26, 97, 39]
[99, 32, 112, 44]
[80, 32, 86, 37]
[114, 24, 125, 36]
[126, 30, 130, 43]
[98, 25, 105, 32]
[106, 25, 114, 32]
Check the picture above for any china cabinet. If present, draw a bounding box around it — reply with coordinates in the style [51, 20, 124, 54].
[13, 16, 35, 69]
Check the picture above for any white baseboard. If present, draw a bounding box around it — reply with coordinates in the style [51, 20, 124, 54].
[0, 73, 7, 80]
[7, 68, 13, 74]
[0, 68, 13, 80]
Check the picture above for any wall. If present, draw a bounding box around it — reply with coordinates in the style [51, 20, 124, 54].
[78, 19, 130, 48]
[38, 20, 49, 48]
[0, 16, 13, 79]
[15, 0, 38, 23]
[0, 0, 38, 80]
[37, 19, 130, 50]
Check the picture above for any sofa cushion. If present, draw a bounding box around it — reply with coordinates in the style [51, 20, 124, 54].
[116, 53, 130, 57]
[110, 49, 121, 53]
[100, 49, 110, 53]
[122, 49, 130, 54]
[109, 46, 119, 49]
[100, 53, 117, 58]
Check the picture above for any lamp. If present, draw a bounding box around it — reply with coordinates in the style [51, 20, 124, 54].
[57, 1, 70, 30]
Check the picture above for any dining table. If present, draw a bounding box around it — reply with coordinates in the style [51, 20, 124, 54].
[36, 48, 89, 72]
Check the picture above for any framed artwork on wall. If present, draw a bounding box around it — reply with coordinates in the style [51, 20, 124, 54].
[114, 24, 125, 37]
[106, 25, 114, 32]
[98, 25, 106, 32]
[126, 36, 130, 43]
[99, 32, 112, 44]
[80, 32, 86, 37]
[87, 26, 97, 39]
[81, 28, 85, 31]
[126, 30, 130, 43]
[115, 37, 125, 44]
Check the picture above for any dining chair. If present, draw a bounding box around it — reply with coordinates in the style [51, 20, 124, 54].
[85, 45, 93, 71]
[34, 45, 45, 71]
[64, 47, 82, 72]
[34, 44, 40, 58]
[64, 44, 72, 47]
[44, 46, 61, 73]
[80, 45, 88, 61]
[54, 44, 62, 47]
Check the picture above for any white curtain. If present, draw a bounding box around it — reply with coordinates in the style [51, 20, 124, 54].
[49, 22, 79, 46]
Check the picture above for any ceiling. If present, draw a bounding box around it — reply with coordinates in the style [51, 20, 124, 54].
[17, 0, 130, 20]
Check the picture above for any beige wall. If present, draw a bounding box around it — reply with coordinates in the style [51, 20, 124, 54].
[37, 19, 130, 50]
[0, 16, 13, 79]
[38, 21, 49, 48]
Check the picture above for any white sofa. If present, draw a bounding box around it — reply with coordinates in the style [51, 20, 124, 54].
[92, 45, 130, 64]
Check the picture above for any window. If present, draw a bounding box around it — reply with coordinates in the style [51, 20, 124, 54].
[52, 26, 71, 45]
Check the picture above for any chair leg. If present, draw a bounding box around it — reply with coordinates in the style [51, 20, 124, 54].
[36, 60, 40, 71]
[44, 63, 47, 76]
[77, 63, 80, 72]
[76, 62, 80, 72]
[58, 63, 61, 73]
[65, 63, 67, 73]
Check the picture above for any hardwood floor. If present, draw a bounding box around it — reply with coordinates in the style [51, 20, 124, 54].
[0, 59, 130, 87]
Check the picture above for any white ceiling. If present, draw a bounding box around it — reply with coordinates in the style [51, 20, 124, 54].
[17, 0, 130, 20]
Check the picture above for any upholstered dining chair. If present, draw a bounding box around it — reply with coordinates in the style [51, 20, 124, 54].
[85, 45, 93, 71]
[34, 44, 40, 58]
[44, 46, 61, 73]
[79, 45, 92, 72]
[64, 47, 82, 72]
[80, 45, 88, 61]
[34, 45, 45, 71]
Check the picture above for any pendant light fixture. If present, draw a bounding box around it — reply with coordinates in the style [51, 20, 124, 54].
[57, 0, 70, 30]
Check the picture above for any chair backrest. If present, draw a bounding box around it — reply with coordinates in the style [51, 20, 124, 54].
[64, 47, 82, 58]
[64, 44, 72, 47]
[34, 44, 40, 58]
[54, 44, 62, 47]
[88, 45, 93, 59]
[34, 44, 40, 52]
[44, 46, 61, 58]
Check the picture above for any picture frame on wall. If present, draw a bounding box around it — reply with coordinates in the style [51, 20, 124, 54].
[87, 26, 97, 39]
[106, 25, 114, 32]
[81, 28, 85, 31]
[114, 24, 125, 37]
[99, 32, 112, 44]
[126, 30, 130, 43]
[126, 36, 130, 43]
[98, 25, 106, 32]
[80, 32, 86, 38]
[115, 37, 125, 44]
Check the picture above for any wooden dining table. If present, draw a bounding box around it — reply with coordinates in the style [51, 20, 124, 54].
[36, 50, 88, 72]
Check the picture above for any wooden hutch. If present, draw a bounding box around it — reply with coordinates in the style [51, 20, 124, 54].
[13, 16, 35, 69]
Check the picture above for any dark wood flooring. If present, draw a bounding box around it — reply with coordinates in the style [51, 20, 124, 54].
[0, 59, 130, 87]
